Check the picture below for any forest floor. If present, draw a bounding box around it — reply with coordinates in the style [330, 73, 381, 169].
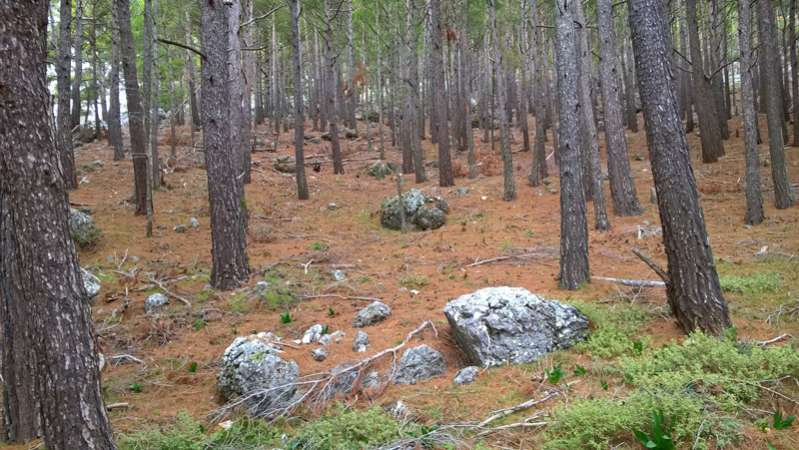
[27, 115, 799, 448]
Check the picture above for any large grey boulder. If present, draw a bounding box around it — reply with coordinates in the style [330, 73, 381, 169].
[444, 287, 589, 367]
[393, 344, 446, 385]
[69, 208, 101, 248]
[218, 333, 299, 418]
[353, 301, 391, 328]
[379, 189, 448, 231]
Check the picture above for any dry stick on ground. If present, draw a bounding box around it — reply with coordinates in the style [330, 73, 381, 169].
[477, 390, 560, 428]
[755, 333, 793, 347]
[213, 320, 438, 421]
[146, 274, 192, 307]
[301, 293, 383, 302]
[592, 276, 666, 288]
[109, 354, 145, 365]
[465, 251, 553, 268]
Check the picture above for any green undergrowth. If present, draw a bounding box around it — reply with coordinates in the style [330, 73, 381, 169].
[544, 333, 799, 449]
[118, 406, 427, 450]
[572, 301, 651, 359]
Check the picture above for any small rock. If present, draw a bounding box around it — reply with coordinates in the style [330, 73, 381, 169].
[188, 217, 200, 228]
[81, 268, 101, 303]
[144, 293, 168, 314]
[636, 224, 662, 240]
[253, 280, 270, 294]
[331, 269, 347, 282]
[353, 301, 391, 327]
[319, 330, 345, 345]
[311, 347, 328, 361]
[327, 202, 339, 211]
[274, 156, 296, 173]
[415, 205, 447, 230]
[455, 187, 470, 196]
[173, 224, 188, 233]
[393, 344, 447, 385]
[453, 366, 480, 385]
[387, 400, 411, 420]
[301, 324, 325, 344]
[755, 245, 769, 258]
[363, 370, 381, 389]
[352, 331, 369, 353]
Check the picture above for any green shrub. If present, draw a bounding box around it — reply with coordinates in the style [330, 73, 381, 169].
[545, 333, 799, 449]
[719, 272, 782, 295]
[399, 274, 429, 290]
[119, 413, 277, 450]
[572, 302, 650, 359]
[287, 407, 419, 450]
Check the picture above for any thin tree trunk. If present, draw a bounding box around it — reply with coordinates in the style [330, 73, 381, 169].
[759, 0, 796, 209]
[184, 10, 200, 130]
[597, 0, 643, 216]
[574, 0, 609, 229]
[628, 0, 733, 336]
[324, 0, 343, 174]
[118, 0, 149, 216]
[108, 0, 124, 160]
[201, 0, 250, 290]
[291, 0, 309, 200]
[791, 0, 799, 146]
[430, 0, 454, 186]
[529, 0, 548, 186]
[56, 0, 77, 190]
[555, 0, 590, 290]
[70, 0, 84, 129]
[490, 0, 515, 201]
[738, 0, 765, 224]
[0, 3, 117, 446]
[686, 0, 725, 163]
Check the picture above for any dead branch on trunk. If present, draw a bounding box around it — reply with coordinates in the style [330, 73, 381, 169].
[631, 248, 670, 283]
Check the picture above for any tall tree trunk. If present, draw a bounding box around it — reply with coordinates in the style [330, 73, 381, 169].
[108, 0, 124, 160]
[680, 14, 696, 133]
[529, 0, 548, 186]
[597, 0, 643, 216]
[555, 0, 590, 290]
[791, 0, 799, 146]
[56, 0, 77, 190]
[621, 37, 639, 133]
[323, 0, 343, 174]
[738, 0, 765, 225]
[0, 2, 117, 446]
[241, 0, 254, 184]
[628, 0, 732, 336]
[430, 0, 454, 186]
[490, 0, 515, 201]
[185, 10, 201, 130]
[409, 0, 425, 182]
[758, 0, 796, 209]
[291, 0, 309, 200]
[201, 0, 250, 290]
[118, 0, 149, 216]
[574, 0, 609, 229]
[70, 0, 84, 129]
[686, 0, 725, 163]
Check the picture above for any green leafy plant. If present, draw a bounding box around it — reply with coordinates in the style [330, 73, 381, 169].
[280, 311, 292, 324]
[633, 410, 675, 450]
[327, 306, 336, 317]
[546, 365, 564, 384]
[187, 362, 198, 373]
[129, 382, 143, 393]
[192, 319, 206, 331]
[309, 241, 329, 252]
[573, 365, 587, 376]
[772, 410, 796, 430]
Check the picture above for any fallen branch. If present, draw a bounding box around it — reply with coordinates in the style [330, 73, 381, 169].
[632, 248, 670, 283]
[301, 293, 382, 303]
[109, 354, 144, 365]
[475, 412, 549, 437]
[477, 390, 559, 428]
[592, 276, 666, 288]
[465, 250, 554, 268]
[147, 274, 192, 308]
[755, 333, 793, 347]
[105, 402, 131, 411]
